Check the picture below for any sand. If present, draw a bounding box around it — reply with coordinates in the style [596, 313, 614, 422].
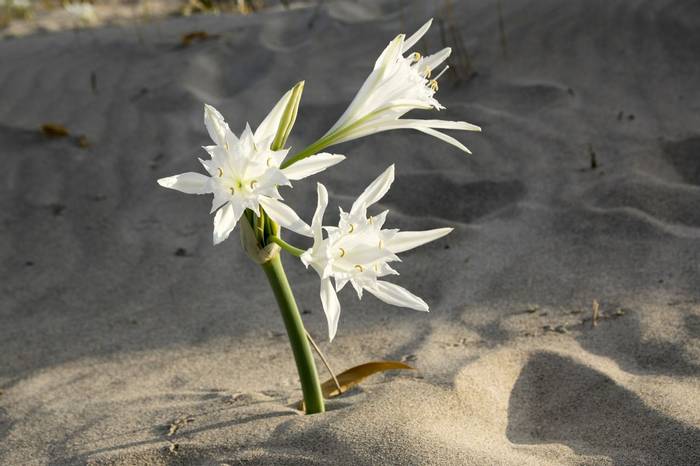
[1, 0, 700, 464]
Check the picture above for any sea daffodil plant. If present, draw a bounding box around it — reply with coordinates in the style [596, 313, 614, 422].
[157, 19, 479, 414]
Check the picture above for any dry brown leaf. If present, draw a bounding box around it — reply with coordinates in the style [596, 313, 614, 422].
[181, 31, 210, 47]
[41, 123, 69, 138]
[297, 361, 415, 411]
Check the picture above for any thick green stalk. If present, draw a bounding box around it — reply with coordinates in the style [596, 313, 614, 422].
[261, 254, 325, 414]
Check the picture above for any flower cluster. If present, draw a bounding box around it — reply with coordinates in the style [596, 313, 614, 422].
[158, 20, 479, 340]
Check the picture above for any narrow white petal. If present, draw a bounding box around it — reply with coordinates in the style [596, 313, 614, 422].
[320, 277, 341, 341]
[281, 153, 346, 181]
[204, 104, 229, 146]
[258, 197, 312, 237]
[421, 47, 452, 71]
[312, 183, 328, 240]
[212, 203, 239, 245]
[402, 19, 433, 53]
[407, 119, 482, 132]
[413, 126, 471, 153]
[254, 87, 293, 141]
[350, 164, 395, 216]
[365, 281, 429, 312]
[386, 228, 453, 254]
[157, 172, 211, 194]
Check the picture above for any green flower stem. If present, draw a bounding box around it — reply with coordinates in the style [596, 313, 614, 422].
[269, 236, 305, 257]
[261, 254, 325, 414]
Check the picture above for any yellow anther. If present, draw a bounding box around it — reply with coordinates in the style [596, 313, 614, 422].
[266, 157, 273, 167]
[339, 248, 346, 257]
[224, 142, 229, 150]
[378, 239, 384, 248]
[411, 52, 422, 62]
[348, 224, 355, 233]
[428, 79, 439, 91]
[354, 265, 364, 272]
[250, 180, 258, 190]
[217, 167, 223, 177]
[424, 66, 432, 78]
[368, 216, 374, 224]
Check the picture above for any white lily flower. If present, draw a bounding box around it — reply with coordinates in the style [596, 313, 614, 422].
[157, 87, 346, 245]
[301, 165, 453, 340]
[321, 19, 481, 154]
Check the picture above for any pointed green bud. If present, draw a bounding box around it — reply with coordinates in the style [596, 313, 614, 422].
[271, 80, 304, 151]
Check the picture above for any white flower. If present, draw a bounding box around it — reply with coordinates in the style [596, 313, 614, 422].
[157, 87, 345, 245]
[320, 19, 481, 154]
[301, 165, 453, 340]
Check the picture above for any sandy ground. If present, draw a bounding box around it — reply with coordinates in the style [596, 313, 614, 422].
[2, 0, 700, 464]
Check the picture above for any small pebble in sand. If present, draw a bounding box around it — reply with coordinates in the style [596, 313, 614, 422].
[174, 247, 187, 257]
[402, 354, 418, 362]
[615, 308, 625, 317]
[167, 442, 179, 453]
[525, 305, 539, 314]
[25, 260, 34, 266]
[50, 203, 66, 216]
[627, 114, 635, 121]
[77, 134, 90, 148]
[543, 325, 554, 332]
[555, 325, 568, 334]
[302, 309, 312, 315]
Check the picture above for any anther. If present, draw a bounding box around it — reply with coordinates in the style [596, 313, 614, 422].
[354, 265, 364, 272]
[424, 66, 432, 78]
[266, 157, 273, 167]
[229, 187, 235, 195]
[348, 224, 355, 233]
[428, 79, 439, 91]
[339, 248, 346, 257]
[378, 239, 384, 248]
[250, 180, 258, 190]
[368, 216, 374, 224]
[217, 168, 223, 177]
[411, 52, 422, 63]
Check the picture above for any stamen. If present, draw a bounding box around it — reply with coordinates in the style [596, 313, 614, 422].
[374, 264, 380, 272]
[348, 224, 355, 233]
[229, 187, 235, 195]
[354, 265, 364, 272]
[428, 79, 439, 91]
[224, 142, 229, 150]
[250, 180, 258, 190]
[266, 157, 273, 167]
[423, 66, 432, 78]
[378, 239, 384, 248]
[410, 52, 422, 63]
[434, 65, 449, 81]
[368, 216, 374, 224]
[217, 168, 223, 177]
[339, 248, 346, 257]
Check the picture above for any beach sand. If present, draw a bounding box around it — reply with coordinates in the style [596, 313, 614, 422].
[1, 0, 700, 464]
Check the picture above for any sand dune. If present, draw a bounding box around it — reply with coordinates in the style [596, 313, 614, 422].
[1, 0, 700, 464]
